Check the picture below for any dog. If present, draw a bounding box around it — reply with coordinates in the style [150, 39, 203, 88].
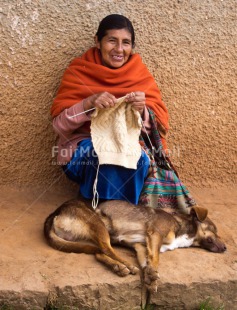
[44, 199, 226, 294]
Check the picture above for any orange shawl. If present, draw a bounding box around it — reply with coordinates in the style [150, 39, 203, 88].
[51, 47, 169, 148]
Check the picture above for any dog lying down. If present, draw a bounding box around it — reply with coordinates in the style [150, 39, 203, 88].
[44, 199, 226, 293]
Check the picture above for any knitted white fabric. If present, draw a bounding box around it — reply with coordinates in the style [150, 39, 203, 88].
[91, 96, 142, 169]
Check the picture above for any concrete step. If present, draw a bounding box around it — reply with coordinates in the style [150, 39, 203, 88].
[0, 186, 236, 310]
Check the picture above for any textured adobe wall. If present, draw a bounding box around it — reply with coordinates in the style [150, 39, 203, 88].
[0, 0, 236, 190]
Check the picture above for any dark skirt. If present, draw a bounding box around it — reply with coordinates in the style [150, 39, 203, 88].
[63, 139, 150, 204]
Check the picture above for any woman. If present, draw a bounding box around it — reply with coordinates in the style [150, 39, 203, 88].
[51, 14, 169, 205]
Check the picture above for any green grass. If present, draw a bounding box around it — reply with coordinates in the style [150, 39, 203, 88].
[44, 304, 75, 310]
[140, 297, 225, 310]
[199, 297, 224, 310]
[0, 305, 14, 310]
[0, 306, 40, 310]
[142, 305, 155, 310]
[44, 304, 66, 310]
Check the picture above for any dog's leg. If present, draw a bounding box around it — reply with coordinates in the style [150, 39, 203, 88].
[96, 241, 139, 275]
[134, 243, 147, 269]
[144, 231, 162, 293]
[134, 243, 150, 309]
[92, 229, 139, 276]
[95, 253, 132, 276]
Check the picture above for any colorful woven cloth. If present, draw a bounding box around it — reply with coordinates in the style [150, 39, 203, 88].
[139, 109, 196, 213]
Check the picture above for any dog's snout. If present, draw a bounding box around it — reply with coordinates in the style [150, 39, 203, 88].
[200, 236, 227, 253]
[218, 244, 227, 253]
[216, 241, 227, 253]
[216, 238, 227, 253]
[222, 244, 227, 252]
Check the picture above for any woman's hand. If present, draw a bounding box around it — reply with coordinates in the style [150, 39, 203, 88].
[83, 92, 117, 111]
[125, 91, 146, 115]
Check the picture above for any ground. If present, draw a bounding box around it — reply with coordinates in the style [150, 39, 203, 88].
[0, 186, 236, 310]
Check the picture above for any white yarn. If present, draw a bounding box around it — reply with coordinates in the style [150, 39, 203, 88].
[91, 96, 142, 169]
[92, 164, 100, 209]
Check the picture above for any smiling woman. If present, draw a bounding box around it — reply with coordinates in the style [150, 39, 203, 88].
[50, 14, 169, 205]
[95, 28, 133, 68]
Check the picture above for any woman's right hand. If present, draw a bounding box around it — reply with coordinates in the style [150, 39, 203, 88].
[83, 92, 117, 111]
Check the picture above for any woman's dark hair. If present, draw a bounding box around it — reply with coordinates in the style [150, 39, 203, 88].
[96, 14, 135, 47]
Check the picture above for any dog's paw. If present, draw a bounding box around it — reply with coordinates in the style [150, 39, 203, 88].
[113, 264, 131, 277]
[129, 265, 139, 275]
[144, 266, 160, 285]
[146, 279, 159, 293]
[113, 263, 139, 276]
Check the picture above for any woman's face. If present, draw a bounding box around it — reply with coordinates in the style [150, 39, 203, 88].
[95, 28, 133, 69]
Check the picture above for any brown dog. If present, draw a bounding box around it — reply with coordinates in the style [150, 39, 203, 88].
[44, 199, 226, 293]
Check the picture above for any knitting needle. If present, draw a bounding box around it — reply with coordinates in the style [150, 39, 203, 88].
[68, 94, 132, 119]
[68, 107, 96, 119]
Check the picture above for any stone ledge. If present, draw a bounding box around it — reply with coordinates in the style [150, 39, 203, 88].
[0, 186, 236, 309]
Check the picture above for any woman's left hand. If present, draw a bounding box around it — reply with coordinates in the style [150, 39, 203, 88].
[125, 91, 146, 115]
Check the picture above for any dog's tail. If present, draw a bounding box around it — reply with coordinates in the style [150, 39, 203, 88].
[44, 211, 100, 255]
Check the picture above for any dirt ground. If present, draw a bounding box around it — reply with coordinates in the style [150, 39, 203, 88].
[0, 185, 237, 309]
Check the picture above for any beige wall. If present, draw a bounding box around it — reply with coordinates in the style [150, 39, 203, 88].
[1, 0, 236, 190]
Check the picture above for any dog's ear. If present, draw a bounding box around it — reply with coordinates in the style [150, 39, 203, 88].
[191, 206, 208, 222]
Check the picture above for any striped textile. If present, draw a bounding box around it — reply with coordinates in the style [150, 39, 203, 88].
[139, 109, 196, 213]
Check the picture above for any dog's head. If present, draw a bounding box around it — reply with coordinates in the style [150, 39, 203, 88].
[191, 206, 227, 253]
